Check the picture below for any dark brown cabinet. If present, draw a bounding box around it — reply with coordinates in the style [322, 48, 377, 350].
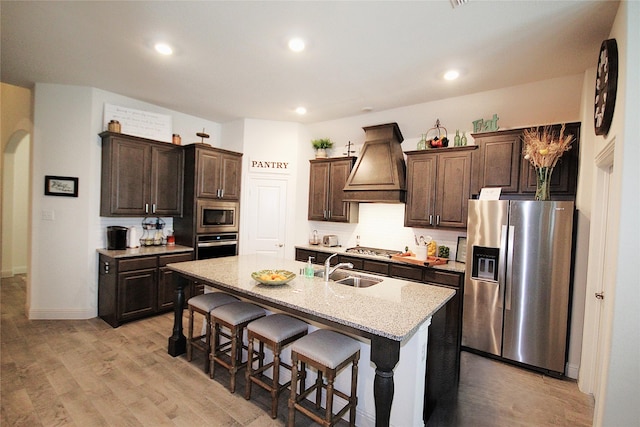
[308, 157, 358, 222]
[192, 145, 242, 200]
[404, 146, 476, 229]
[98, 251, 194, 327]
[100, 132, 184, 217]
[471, 122, 580, 198]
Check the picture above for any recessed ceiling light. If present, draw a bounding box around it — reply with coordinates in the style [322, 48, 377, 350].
[288, 38, 305, 52]
[443, 70, 460, 81]
[295, 106, 307, 115]
[154, 42, 173, 55]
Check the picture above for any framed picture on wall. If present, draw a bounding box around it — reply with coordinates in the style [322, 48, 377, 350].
[456, 236, 467, 263]
[44, 175, 78, 197]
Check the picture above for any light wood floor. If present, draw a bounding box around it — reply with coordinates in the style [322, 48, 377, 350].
[1, 275, 594, 426]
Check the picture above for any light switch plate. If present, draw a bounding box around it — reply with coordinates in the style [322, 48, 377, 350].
[42, 210, 55, 221]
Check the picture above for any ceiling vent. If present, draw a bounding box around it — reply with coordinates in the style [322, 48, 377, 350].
[342, 123, 406, 203]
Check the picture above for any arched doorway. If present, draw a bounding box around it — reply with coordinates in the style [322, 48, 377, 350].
[2, 131, 30, 278]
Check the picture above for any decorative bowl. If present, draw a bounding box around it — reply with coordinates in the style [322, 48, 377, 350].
[251, 270, 296, 285]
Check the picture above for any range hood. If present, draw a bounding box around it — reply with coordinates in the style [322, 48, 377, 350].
[343, 123, 406, 203]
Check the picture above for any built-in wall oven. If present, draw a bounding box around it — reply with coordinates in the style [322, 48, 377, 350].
[196, 233, 238, 260]
[196, 200, 239, 234]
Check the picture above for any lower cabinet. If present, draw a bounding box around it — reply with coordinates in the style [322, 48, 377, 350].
[99, 251, 195, 327]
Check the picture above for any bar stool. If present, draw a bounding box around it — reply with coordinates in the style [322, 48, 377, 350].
[244, 314, 309, 418]
[186, 292, 239, 372]
[288, 329, 360, 427]
[209, 301, 266, 393]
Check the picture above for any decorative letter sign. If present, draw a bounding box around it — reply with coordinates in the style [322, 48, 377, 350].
[472, 114, 500, 133]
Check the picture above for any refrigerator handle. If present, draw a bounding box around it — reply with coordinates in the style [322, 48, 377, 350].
[499, 225, 508, 309]
[505, 225, 515, 311]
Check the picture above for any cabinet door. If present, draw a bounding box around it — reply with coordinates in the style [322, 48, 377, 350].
[435, 151, 472, 228]
[196, 149, 222, 199]
[151, 145, 184, 216]
[220, 153, 242, 200]
[118, 268, 156, 322]
[157, 252, 193, 311]
[327, 159, 353, 222]
[475, 132, 521, 193]
[102, 138, 151, 216]
[404, 154, 437, 227]
[308, 161, 330, 220]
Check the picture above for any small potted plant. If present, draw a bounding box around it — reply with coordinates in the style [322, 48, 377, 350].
[311, 138, 334, 158]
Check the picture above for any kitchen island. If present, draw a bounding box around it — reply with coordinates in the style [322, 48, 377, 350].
[167, 254, 455, 427]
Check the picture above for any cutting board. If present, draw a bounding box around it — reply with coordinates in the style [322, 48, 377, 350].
[390, 254, 448, 267]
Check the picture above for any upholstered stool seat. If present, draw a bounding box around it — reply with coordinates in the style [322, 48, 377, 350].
[209, 301, 266, 393]
[288, 329, 360, 427]
[186, 292, 239, 372]
[245, 314, 308, 418]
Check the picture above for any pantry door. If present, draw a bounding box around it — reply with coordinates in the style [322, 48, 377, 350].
[244, 177, 288, 258]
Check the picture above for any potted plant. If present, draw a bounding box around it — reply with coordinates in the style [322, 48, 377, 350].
[311, 138, 334, 158]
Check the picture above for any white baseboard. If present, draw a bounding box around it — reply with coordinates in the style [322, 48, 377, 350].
[566, 362, 580, 379]
[28, 308, 96, 320]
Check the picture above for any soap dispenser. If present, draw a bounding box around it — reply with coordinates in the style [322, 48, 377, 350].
[305, 257, 315, 278]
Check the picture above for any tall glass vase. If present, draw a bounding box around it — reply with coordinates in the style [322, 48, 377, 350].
[535, 166, 553, 201]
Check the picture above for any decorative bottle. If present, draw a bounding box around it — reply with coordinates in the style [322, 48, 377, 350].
[454, 130, 461, 147]
[461, 132, 468, 146]
[417, 134, 427, 150]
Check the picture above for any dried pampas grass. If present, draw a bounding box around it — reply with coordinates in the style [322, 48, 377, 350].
[522, 124, 574, 169]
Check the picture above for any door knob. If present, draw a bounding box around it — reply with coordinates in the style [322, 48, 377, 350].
[595, 292, 604, 300]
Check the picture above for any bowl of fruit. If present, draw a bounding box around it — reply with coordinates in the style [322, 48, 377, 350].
[251, 270, 296, 286]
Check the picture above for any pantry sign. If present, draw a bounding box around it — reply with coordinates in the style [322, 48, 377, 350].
[249, 158, 291, 174]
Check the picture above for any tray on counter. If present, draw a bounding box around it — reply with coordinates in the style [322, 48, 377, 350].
[390, 254, 449, 267]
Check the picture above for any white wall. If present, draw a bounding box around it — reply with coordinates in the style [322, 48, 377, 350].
[29, 83, 221, 319]
[590, 1, 640, 425]
[2, 133, 30, 277]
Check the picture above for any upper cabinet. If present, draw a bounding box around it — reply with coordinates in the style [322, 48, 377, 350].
[308, 157, 358, 223]
[100, 132, 184, 217]
[471, 122, 580, 198]
[192, 146, 242, 200]
[405, 146, 476, 229]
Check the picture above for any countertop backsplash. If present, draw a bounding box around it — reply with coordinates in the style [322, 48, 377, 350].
[308, 203, 466, 261]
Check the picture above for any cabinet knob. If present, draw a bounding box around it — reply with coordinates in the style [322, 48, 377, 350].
[429, 214, 433, 226]
[152, 204, 156, 214]
[145, 203, 149, 214]
[595, 292, 604, 300]
[436, 215, 440, 226]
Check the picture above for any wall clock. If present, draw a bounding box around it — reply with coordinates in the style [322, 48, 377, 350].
[594, 38, 618, 136]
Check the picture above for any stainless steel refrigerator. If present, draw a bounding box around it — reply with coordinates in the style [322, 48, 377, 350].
[462, 200, 574, 374]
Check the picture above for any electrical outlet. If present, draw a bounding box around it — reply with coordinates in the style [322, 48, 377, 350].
[41, 210, 55, 221]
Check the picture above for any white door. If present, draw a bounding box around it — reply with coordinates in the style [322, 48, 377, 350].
[245, 177, 288, 258]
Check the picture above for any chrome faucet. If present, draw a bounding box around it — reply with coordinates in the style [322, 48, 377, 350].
[324, 253, 353, 280]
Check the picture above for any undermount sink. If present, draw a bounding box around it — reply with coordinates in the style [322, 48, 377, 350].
[314, 268, 382, 288]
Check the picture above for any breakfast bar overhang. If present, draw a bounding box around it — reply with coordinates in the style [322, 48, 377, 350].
[166, 254, 454, 427]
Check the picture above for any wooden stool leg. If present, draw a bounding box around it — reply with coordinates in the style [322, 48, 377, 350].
[187, 307, 194, 361]
[315, 370, 323, 409]
[209, 322, 219, 379]
[325, 372, 335, 427]
[244, 334, 254, 400]
[204, 313, 211, 373]
[288, 354, 298, 427]
[350, 358, 359, 426]
[229, 326, 240, 393]
[270, 351, 280, 418]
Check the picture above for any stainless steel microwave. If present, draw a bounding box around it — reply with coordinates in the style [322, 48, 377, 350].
[196, 200, 239, 234]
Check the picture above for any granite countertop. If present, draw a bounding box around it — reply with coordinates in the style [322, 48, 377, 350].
[97, 244, 193, 258]
[296, 244, 466, 274]
[167, 254, 455, 342]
